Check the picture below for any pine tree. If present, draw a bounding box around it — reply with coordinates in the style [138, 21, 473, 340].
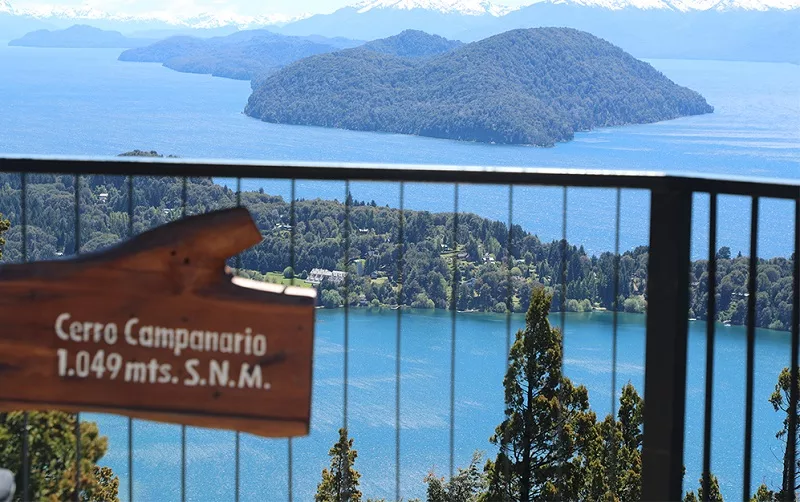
[770, 367, 800, 500]
[481, 287, 597, 502]
[316, 428, 362, 502]
[683, 474, 723, 502]
[0, 411, 119, 501]
[588, 383, 644, 502]
[751, 483, 776, 502]
[425, 452, 485, 502]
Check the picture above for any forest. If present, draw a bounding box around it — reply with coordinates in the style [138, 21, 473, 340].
[0, 172, 794, 331]
[245, 27, 714, 146]
[118, 29, 360, 81]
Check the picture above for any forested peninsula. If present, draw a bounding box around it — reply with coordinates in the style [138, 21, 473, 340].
[245, 27, 714, 146]
[0, 171, 792, 331]
[9, 24, 153, 48]
[118, 30, 361, 81]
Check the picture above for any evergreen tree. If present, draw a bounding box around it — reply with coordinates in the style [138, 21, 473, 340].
[316, 428, 362, 502]
[770, 367, 800, 500]
[481, 287, 597, 502]
[588, 383, 644, 501]
[425, 452, 485, 502]
[0, 411, 119, 502]
[751, 484, 776, 502]
[683, 474, 723, 502]
[0, 212, 9, 257]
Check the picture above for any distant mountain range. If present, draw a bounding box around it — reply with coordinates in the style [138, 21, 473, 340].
[119, 30, 362, 80]
[9, 24, 154, 47]
[2, 0, 797, 63]
[245, 28, 714, 146]
[272, 0, 800, 63]
[0, 0, 303, 40]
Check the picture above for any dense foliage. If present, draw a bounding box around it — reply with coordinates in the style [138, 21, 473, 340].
[0, 411, 119, 501]
[246, 27, 713, 146]
[0, 172, 793, 331]
[689, 247, 796, 331]
[359, 29, 462, 58]
[769, 367, 800, 500]
[316, 428, 362, 502]
[482, 288, 597, 501]
[118, 30, 360, 81]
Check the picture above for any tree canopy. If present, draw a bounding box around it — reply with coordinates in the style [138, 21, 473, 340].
[481, 287, 597, 501]
[0, 412, 119, 502]
[316, 428, 362, 502]
[246, 28, 713, 146]
[0, 173, 793, 331]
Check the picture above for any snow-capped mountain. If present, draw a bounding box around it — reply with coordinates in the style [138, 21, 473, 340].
[2, 0, 797, 64]
[353, 0, 515, 16]
[346, 0, 800, 13]
[1, 1, 308, 32]
[548, 0, 799, 11]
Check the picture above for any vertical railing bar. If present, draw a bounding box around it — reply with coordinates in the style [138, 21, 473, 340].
[181, 177, 188, 219]
[611, 188, 621, 415]
[560, 186, 567, 333]
[20, 172, 30, 502]
[127, 174, 135, 502]
[74, 173, 81, 502]
[20, 172, 27, 260]
[788, 196, 800, 500]
[288, 179, 296, 502]
[180, 175, 187, 502]
[558, 186, 567, 497]
[235, 177, 242, 502]
[449, 183, 459, 480]
[395, 182, 405, 502]
[610, 187, 621, 496]
[502, 184, 514, 485]
[702, 193, 718, 502]
[743, 196, 759, 501]
[641, 188, 692, 500]
[344, 180, 351, 432]
[74, 174, 81, 256]
[506, 185, 514, 361]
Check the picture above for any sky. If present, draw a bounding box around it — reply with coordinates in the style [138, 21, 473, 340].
[8, 0, 540, 20]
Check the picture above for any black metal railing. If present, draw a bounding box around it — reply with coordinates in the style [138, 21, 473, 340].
[0, 155, 798, 501]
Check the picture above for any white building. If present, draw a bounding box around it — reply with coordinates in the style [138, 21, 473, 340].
[308, 268, 347, 286]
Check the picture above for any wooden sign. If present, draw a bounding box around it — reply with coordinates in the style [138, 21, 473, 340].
[0, 208, 316, 438]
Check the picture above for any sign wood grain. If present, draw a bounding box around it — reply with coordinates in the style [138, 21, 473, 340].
[0, 207, 316, 438]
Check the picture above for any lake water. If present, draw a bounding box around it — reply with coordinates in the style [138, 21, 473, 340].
[0, 46, 798, 258]
[81, 310, 790, 502]
[0, 44, 798, 500]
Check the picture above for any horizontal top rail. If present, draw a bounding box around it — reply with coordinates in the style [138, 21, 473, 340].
[2, 156, 799, 199]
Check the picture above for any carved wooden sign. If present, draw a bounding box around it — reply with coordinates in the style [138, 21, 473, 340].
[0, 208, 315, 438]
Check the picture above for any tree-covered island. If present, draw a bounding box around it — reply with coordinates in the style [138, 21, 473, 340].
[245, 27, 714, 146]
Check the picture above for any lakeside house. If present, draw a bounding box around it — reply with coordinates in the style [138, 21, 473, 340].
[308, 268, 347, 286]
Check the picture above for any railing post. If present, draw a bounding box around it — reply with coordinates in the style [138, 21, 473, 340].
[641, 187, 692, 501]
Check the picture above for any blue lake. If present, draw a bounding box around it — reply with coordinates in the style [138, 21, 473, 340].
[82, 310, 790, 502]
[0, 44, 798, 500]
[0, 46, 798, 258]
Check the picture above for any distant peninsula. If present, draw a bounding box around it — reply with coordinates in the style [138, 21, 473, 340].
[9, 24, 153, 48]
[118, 30, 363, 81]
[118, 150, 178, 158]
[245, 28, 714, 147]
